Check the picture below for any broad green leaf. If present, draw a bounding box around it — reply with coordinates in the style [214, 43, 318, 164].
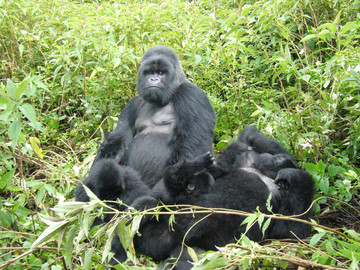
[5, 79, 16, 98]
[29, 136, 44, 159]
[58, 225, 68, 251]
[130, 215, 142, 238]
[300, 74, 311, 82]
[8, 120, 22, 148]
[15, 78, 29, 99]
[310, 232, 325, 246]
[19, 103, 43, 131]
[187, 246, 198, 263]
[0, 97, 10, 105]
[83, 184, 101, 201]
[0, 168, 15, 190]
[65, 224, 79, 267]
[341, 21, 358, 34]
[83, 247, 95, 270]
[104, 224, 118, 263]
[262, 218, 271, 236]
[300, 34, 317, 43]
[32, 219, 68, 248]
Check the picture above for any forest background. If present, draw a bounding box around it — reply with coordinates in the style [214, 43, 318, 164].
[0, 0, 359, 269]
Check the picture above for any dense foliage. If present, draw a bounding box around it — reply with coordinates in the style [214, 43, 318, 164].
[0, 0, 359, 269]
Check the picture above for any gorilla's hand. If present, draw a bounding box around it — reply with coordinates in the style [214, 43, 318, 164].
[129, 195, 159, 225]
[97, 129, 126, 162]
[274, 168, 302, 190]
[192, 151, 216, 175]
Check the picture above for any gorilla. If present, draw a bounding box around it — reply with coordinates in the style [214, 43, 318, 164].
[74, 46, 215, 265]
[75, 159, 151, 225]
[109, 127, 314, 269]
[81, 45, 216, 191]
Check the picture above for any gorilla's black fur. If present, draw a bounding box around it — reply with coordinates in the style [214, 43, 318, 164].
[79, 45, 216, 192]
[75, 159, 151, 225]
[74, 46, 215, 267]
[109, 127, 314, 269]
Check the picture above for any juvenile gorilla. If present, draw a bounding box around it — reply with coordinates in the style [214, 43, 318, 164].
[110, 127, 314, 269]
[75, 159, 151, 224]
[81, 45, 216, 192]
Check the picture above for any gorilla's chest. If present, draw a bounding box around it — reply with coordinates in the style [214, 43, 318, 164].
[135, 102, 176, 135]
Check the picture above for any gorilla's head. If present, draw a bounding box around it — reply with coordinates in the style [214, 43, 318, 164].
[164, 169, 215, 204]
[88, 159, 126, 201]
[137, 45, 186, 106]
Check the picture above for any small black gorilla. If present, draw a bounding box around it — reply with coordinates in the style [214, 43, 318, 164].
[75, 159, 151, 224]
[89, 45, 216, 188]
[109, 152, 216, 265]
[110, 127, 314, 269]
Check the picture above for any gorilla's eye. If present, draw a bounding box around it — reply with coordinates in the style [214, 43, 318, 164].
[187, 184, 195, 192]
[158, 70, 165, 75]
[144, 70, 153, 75]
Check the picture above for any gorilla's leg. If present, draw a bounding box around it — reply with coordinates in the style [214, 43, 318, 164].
[214, 141, 251, 171]
[238, 126, 289, 155]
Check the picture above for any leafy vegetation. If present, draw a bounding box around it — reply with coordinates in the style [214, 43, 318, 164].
[0, 0, 359, 269]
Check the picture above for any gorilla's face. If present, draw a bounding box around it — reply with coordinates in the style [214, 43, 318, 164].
[164, 170, 215, 204]
[136, 46, 186, 106]
[137, 56, 177, 106]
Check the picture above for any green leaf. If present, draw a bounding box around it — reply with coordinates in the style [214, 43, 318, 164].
[8, 120, 22, 148]
[262, 218, 271, 236]
[258, 213, 264, 228]
[57, 224, 68, 251]
[300, 34, 317, 43]
[327, 165, 343, 178]
[83, 184, 100, 201]
[341, 21, 359, 34]
[300, 74, 311, 82]
[83, 247, 95, 270]
[318, 29, 331, 41]
[242, 4, 251, 16]
[115, 218, 136, 263]
[29, 136, 44, 159]
[0, 168, 15, 190]
[19, 44, 24, 58]
[310, 232, 325, 246]
[32, 219, 68, 248]
[192, 252, 227, 270]
[242, 213, 258, 233]
[15, 78, 30, 99]
[104, 224, 118, 263]
[187, 246, 198, 263]
[65, 224, 78, 267]
[266, 193, 273, 212]
[18, 103, 43, 131]
[130, 215, 142, 238]
[5, 79, 16, 98]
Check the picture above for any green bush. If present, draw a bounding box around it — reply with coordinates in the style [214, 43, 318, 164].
[0, 0, 359, 269]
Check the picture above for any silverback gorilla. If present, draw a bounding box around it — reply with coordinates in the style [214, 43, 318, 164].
[76, 45, 216, 203]
[109, 127, 314, 269]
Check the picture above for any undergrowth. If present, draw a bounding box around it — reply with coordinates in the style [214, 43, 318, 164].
[0, 0, 359, 269]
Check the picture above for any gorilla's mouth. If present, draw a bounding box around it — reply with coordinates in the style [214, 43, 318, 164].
[143, 89, 168, 106]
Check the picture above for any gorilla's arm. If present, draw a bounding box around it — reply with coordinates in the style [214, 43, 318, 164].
[93, 97, 141, 163]
[167, 82, 216, 165]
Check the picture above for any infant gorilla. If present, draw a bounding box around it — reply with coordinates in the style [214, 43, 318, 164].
[108, 126, 314, 269]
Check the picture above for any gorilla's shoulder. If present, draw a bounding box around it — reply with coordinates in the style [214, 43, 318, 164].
[128, 96, 145, 107]
[175, 81, 209, 101]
